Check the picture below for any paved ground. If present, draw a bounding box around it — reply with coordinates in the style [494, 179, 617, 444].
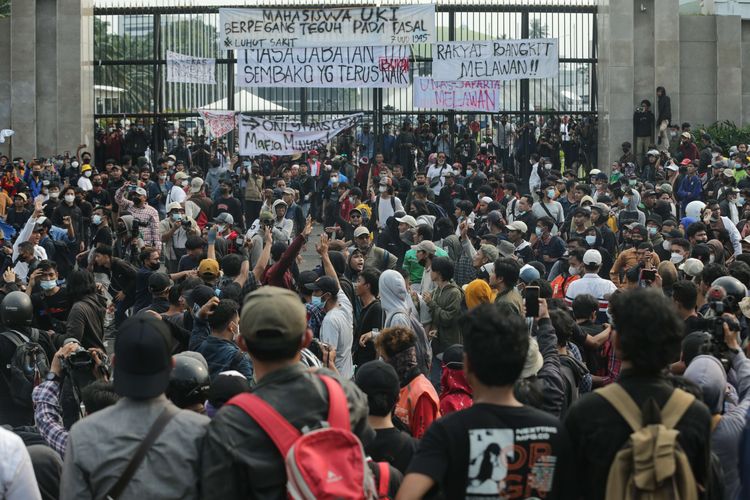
[298, 223, 326, 271]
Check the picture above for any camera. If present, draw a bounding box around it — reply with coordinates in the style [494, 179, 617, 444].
[308, 338, 333, 364]
[703, 297, 740, 371]
[131, 218, 142, 238]
[181, 219, 191, 228]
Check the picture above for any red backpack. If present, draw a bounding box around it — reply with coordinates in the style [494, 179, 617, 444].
[227, 375, 384, 500]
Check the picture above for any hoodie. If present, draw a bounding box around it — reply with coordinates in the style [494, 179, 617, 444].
[685, 353, 750, 500]
[63, 293, 107, 351]
[439, 366, 473, 415]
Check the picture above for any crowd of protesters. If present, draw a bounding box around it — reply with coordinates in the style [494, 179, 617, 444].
[1, 97, 750, 499]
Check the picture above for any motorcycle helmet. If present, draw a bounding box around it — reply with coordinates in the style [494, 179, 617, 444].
[166, 352, 210, 410]
[1, 291, 33, 328]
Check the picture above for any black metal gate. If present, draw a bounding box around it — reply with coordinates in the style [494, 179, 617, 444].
[93, 1, 597, 164]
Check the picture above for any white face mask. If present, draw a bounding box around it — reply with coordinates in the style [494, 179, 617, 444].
[64, 194, 75, 204]
[83, 170, 92, 177]
[585, 235, 596, 246]
[216, 224, 226, 233]
[670, 252, 684, 264]
[379, 186, 387, 193]
[568, 266, 579, 276]
[49, 191, 59, 199]
[662, 240, 672, 251]
[159, 174, 167, 181]
[181, 179, 189, 187]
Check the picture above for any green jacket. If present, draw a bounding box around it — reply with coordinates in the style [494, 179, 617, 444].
[428, 280, 463, 354]
[402, 247, 449, 284]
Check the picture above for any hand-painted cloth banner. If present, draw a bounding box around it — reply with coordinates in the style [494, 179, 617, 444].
[167, 51, 216, 84]
[433, 39, 558, 82]
[219, 5, 434, 49]
[239, 113, 362, 155]
[413, 76, 502, 111]
[236, 46, 411, 88]
[197, 110, 236, 138]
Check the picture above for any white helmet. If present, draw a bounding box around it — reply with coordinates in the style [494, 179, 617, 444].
[685, 200, 705, 219]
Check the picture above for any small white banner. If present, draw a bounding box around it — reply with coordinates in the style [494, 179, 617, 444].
[166, 50, 216, 84]
[239, 113, 362, 155]
[413, 76, 503, 112]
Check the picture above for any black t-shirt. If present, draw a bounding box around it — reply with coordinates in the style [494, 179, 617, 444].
[86, 189, 112, 208]
[91, 226, 113, 247]
[178, 254, 201, 272]
[31, 286, 71, 331]
[354, 299, 382, 366]
[407, 403, 574, 499]
[366, 427, 418, 475]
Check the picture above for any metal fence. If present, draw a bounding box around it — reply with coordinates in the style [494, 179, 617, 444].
[93, 1, 597, 159]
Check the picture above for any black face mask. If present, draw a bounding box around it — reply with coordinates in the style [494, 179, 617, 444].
[147, 261, 161, 271]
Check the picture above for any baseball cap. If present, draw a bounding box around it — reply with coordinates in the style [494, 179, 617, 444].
[304, 275, 340, 296]
[498, 240, 515, 258]
[134, 187, 147, 197]
[681, 131, 692, 139]
[113, 316, 173, 399]
[353, 226, 370, 238]
[437, 344, 464, 369]
[395, 215, 417, 228]
[187, 285, 216, 310]
[190, 177, 204, 193]
[148, 272, 173, 294]
[412, 240, 437, 254]
[174, 171, 189, 181]
[589, 168, 601, 175]
[166, 202, 182, 213]
[214, 212, 234, 225]
[15, 192, 27, 202]
[479, 244, 499, 263]
[354, 360, 400, 404]
[724, 168, 735, 178]
[198, 258, 220, 278]
[629, 224, 647, 238]
[480, 196, 493, 204]
[507, 221, 528, 234]
[680, 258, 704, 278]
[240, 287, 307, 346]
[487, 210, 503, 225]
[680, 158, 693, 166]
[519, 264, 540, 283]
[665, 163, 679, 172]
[647, 149, 659, 157]
[282, 187, 295, 196]
[583, 249, 602, 265]
[659, 183, 674, 194]
[272, 199, 288, 210]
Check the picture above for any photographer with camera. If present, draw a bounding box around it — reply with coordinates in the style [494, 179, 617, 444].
[114, 181, 161, 249]
[159, 202, 198, 273]
[682, 309, 750, 500]
[32, 339, 116, 456]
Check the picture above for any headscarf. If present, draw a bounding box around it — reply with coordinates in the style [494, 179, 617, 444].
[464, 279, 496, 310]
[379, 270, 411, 320]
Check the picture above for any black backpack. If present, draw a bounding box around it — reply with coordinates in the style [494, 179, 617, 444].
[0, 329, 50, 408]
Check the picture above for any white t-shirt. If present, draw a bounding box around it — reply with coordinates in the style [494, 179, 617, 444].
[0, 427, 41, 500]
[320, 289, 354, 378]
[166, 185, 186, 206]
[376, 195, 403, 229]
[77, 176, 93, 192]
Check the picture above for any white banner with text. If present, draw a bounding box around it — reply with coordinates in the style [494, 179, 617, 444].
[413, 76, 503, 111]
[166, 51, 216, 84]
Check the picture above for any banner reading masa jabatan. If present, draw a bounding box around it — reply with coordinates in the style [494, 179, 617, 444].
[239, 113, 363, 156]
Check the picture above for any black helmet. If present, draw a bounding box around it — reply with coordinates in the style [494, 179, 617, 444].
[1, 291, 33, 328]
[711, 276, 747, 306]
[166, 352, 210, 409]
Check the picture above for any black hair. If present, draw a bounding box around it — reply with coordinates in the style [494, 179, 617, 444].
[700, 263, 728, 287]
[686, 222, 707, 240]
[433, 217, 455, 240]
[93, 245, 112, 257]
[571, 293, 598, 320]
[81, 381, 120, 414]
[416, 223, 433, 241]
[207, 299, 239, 332]
[271, 241, 288, 261]
[139, 246, 159, 264]
[610, 289, 683, 374]
[185, 235, 204, 251]
[220, 254, 243, 278]
[672, 280, 698, 310]
[366, 393, 398, 417]
[67, 269, 97, 297]
[463, 303, 529, 386]
[493, 258, 520, 287]
[624, 265, 641, 284]
[536, 216, 555, 231]
[670, 238, 691, 252]
[430, 256, 454, 281]
[550, 309, 575, 347]
[568, 247, 585, 263]
[575, 184, 591, 196]
[528, 278, 553, 299]
[37, 260, 57, 272]
[456, 200, 474, 215]
[358, 267, 381, 296]
[729, 261, 750, 287]
[410, 199, 429, 217]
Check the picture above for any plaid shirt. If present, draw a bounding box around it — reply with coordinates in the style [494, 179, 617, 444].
[306, 302, 325, 338]
[32, 379, 67, 457]
[115, 185, 162, 249]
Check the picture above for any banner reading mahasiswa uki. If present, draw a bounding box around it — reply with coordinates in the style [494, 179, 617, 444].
[432, 39, 558, 82]
[197, 110, 236, 138]
[219, 5, 434, 49]
[239, 113, 363, 155]
[413, 76, 503, 112]
[166, 51, 216, 84]
[236, 46, 411, 88]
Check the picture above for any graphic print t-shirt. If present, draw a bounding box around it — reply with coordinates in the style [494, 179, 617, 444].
[407, 403, 574, 499]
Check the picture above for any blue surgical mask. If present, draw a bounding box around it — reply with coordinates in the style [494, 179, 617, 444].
[738, 196, 745, 206]
[40, 280, 57, 291]
[585, 235, 597, 246]
[647, 226, 657, 236]
[91, 214, 102, 225]
[171, 213, 182, 222]
[546, 189, 555, 199]
[622, 196, 630, 205]
[311, 295, 326, 307]
[535, 227, 543, 237]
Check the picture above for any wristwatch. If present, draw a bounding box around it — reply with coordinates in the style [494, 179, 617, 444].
[45, 372, 62, 383]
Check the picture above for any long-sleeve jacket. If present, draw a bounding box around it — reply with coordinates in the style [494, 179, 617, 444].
[677, 174, 703, 208]
[428, 281, 463, 354]
[262, 233, 306, 289]
[189, 317, 253, 381]
[63, 294, 106, 351]
[533, 318, 566, 417]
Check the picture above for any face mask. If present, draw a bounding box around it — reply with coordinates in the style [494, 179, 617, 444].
[84, 170, 92, 178]
[216, 224, 225, 233]
[172, 213, 182, 222]
[159, 175, 167, 181]
[64, 194, 75, 204]
[670, 252, 684, 264]
[348, 196, 355, 204]
[33, 171, 40, 177]
[709, 254, 716, 264]
[466, 169, 473, 176]
[737, 196, 745, 206]
[546, 189, 555, 199]
[379, 186, 387, 193]
[181, 179, 189, 187]
[647, 226, 658, 236]
[71, 161, 79, 169]
[92, 215, 102, 225]
[330, 177, 339, 185]
[50, 191, 59, 199]
[148, 261, 161, 271]
[544, 163, 552, 170]
[622, 196, 630, 205]
[311, 295, 326, 307]
[40, 280, 57, 291]
[535, 227, 544, 237]
[629, 179, 637, 186]
[568, 266, 579, 276]
[585, 235, 596, 246]
[663, 240, 672, 251]
[167, 161, 174, 167]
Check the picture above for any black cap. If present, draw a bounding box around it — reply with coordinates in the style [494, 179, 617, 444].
[437, 344, 464, 368]
[187, 285, 216, 309]
[298, 270, 319, 288]
[304, 276, 339, 296]
[148, 272, 174, 294]
[354, 360, 400, 402]
[646, 213, 663, 225]
[207, 373, 251, 407]
[114, 316, 173, 399]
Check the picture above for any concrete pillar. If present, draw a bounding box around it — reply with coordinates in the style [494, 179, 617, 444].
[654, 0, 680, 130]
[4, 0, 93, 159]
[716, 15, 743, 124]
